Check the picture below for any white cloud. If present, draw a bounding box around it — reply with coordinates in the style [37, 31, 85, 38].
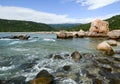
[76, 0, 120, 10]
[0, 6, 119, 24]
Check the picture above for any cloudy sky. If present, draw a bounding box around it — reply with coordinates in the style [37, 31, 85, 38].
[0, 0, 120, 24]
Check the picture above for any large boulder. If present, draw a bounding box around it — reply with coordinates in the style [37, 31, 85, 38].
[31, 70, 54, 84]
[88, 19, 109, 37]
[56, 30, 73, 39]
[106, 40, 117, 46]
[107, 30, 120, 39]
[97, 41, 114, 55]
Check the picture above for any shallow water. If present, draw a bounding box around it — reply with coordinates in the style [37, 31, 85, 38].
[0, 32, 120, 83]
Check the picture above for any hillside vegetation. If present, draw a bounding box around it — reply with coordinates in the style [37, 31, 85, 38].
[67, 15, 120, 31]
[0, 15, 119, 32]
[0, 19, 55, 32]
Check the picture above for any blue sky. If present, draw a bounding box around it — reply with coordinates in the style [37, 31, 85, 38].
[0, 0, 120, 23]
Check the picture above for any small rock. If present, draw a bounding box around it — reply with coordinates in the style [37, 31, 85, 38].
[63, 65, 71, 71]
[71, 51, 82, 62]
[54, 55, 63, 60]
[92, 79, 102, 84]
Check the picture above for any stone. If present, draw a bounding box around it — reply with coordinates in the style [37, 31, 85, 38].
[10, 35, 30, 40]
[97, 41, 114, 55]
[107, 30, 120, 39]
[92, 79, 102, 84]
[56, 30, 73, 39]
[71, 51, 82, 62]
[89, 19, 109, 34]
[4, 76, 26, 84]
[54, 54, 63, 60]
[75, 29, 85, 37]
[106, 40, 117, 46]
[31, 70, 54, 84]
[63, 65, 71, 71]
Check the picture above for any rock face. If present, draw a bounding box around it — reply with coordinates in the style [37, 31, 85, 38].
[107, 30, 120, 39]
[31, 70, 54, 84]
[57, 30, 73, 39]
[71, 51, 82, 62]
[88, 19, 109, 37]
[97, 41, 114, 55]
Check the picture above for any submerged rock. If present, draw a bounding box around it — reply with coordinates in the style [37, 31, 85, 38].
[4, 76, 26, 84]
[31, 70, 54, 84]
[54, 54, 63, 60]
[63, 65, 71, 71]
[10, 35, 30, 40]
[71, 51, 82, 62]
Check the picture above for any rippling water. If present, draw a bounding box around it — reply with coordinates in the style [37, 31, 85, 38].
[0, 32, 120, 83]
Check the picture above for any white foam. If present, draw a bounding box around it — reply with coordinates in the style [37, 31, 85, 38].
[0, 65, 15, 71]
[62, 78, 77, 84]
[0, 38, 12, 40]
[11, 48, 29, 51]
[43, 38, 55, 42]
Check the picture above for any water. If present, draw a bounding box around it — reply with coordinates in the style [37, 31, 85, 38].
[0, 32, 120, 83]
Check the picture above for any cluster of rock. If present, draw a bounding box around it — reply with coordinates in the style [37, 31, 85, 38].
[56, 19, 110, 38]
[0, 35, 30, 40]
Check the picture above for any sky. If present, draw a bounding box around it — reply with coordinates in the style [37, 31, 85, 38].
[0, 0, 120, 24]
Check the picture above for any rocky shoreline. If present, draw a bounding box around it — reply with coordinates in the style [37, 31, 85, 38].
[0, 51, 120, 84]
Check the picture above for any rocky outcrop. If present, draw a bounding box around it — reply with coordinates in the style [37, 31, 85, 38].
[56, 30, 73, 39]
[97, 41, 114, 55]
[75, 30, 86, 38]
[10, 35, 30, 40]
[71, 51, 82, 62]
[107, 30, 120, 40]
[31, 70, 54, 84]
[88, 19, 109, 37]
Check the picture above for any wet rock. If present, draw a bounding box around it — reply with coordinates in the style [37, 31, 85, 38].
[92, 79, 102, 84]
[109, 79, 120, 84]
[63, 65, 71, 71]
[10, 35, 30, 40]
[114, 58, 120, 62]
[54, 54, 63, 60]
[71, 51, 82, 62]
[4, 76, 26, 84]
[97, 59, 112, 64]
[64, 54, 69, 57]
[31, 70, 54, 84]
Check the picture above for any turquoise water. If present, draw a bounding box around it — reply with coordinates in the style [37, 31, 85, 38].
[0, 32, 120, 83]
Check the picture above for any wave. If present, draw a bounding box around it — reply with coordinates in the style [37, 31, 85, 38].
[0, 38, 13, 41]
[43, 38, 55, 42]
[0, 65, 15, 71]
[11, 48, 29, 51]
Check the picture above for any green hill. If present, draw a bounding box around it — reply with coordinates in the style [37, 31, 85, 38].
[0, 19, 55, 32]
[67, 15, 120, 31]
